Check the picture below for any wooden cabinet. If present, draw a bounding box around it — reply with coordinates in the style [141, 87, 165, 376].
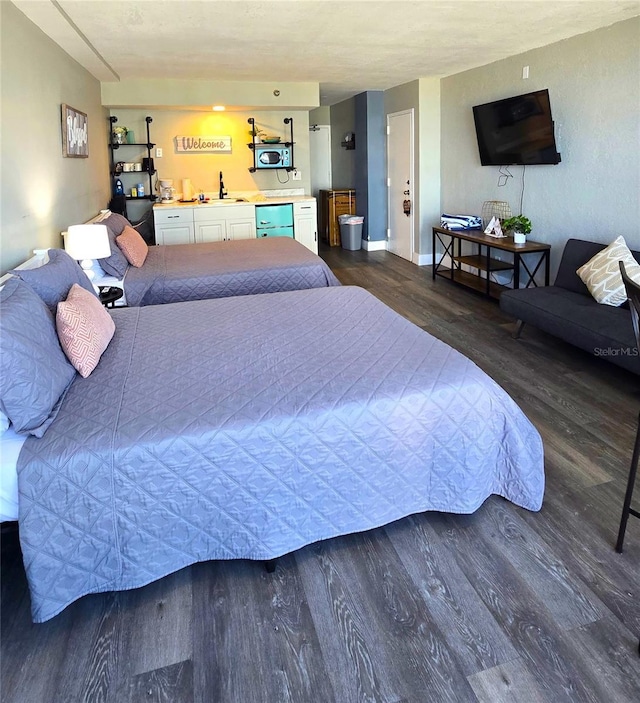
[319, 189, 356, 247]
[293, 201, 318, 254]
[153, 201, 319, 253]
[153, 208, 194, 245]
[194, 205, 256, 243]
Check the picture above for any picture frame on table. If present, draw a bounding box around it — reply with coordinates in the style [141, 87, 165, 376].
[61, 104, 88, 158]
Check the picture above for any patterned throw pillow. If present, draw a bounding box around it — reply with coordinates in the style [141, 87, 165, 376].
[576, 236, 640, 306]
[116, 226, 148, 267]
[56, 284, 115, 378]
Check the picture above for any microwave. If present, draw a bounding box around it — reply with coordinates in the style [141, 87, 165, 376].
[256, 146, 291, 169]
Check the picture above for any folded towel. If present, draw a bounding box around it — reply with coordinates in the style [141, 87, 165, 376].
[440, 214, 482, 230]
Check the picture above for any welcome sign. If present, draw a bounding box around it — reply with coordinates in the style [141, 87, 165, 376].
[175, 136, 232, 153]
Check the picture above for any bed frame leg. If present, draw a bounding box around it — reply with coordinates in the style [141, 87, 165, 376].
[512, 320, 525, 340]
[264, 559, 277, 574]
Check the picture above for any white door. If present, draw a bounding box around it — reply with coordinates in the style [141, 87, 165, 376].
[156, 224, 194, 246]
[310, 125, 332, 199]
[195, 222, 225, 243]
[387, 110, 414, 261]
[294, 202, 318, 254]
[227, 218, 256, 241]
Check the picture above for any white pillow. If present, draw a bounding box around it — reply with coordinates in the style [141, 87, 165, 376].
[576, 236, 640, 306]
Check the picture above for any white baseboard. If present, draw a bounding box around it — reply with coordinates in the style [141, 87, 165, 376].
[362, 239, 387, 252]
[412, 252, 442, 266]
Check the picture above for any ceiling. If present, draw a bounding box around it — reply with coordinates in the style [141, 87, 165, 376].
[13, 0, 640, 106]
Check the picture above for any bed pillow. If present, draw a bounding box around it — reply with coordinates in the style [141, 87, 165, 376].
[116, 225, 148, 267]
[97, 223, 130, 279]
[11, 248, 97, 314]
[56, 284, 115, 378]
[101, 212, 131, 236]
[0, 277, 76, 436]
[576, 236, 640, 306]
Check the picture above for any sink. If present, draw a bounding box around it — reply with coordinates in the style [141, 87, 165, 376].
[201, 198, 247, 206]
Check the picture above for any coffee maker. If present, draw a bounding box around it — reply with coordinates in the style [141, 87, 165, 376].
[158, 179, 175, 203]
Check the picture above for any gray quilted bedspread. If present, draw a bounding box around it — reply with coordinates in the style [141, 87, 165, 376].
[124, 237, 340, 305]
[17, 287, 544, 622]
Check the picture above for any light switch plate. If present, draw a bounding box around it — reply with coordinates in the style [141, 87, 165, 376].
[156, 147, 163, 158]
[292, 169, 301, 181]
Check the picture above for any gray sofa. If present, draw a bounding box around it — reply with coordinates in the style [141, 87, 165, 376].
[500, 238, 640, 375]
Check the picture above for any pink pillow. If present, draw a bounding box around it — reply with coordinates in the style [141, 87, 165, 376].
[116, 225, 148, 267]
[56, 284, 115, 378]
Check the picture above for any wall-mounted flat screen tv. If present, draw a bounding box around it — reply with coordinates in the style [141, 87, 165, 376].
[473, 89, 561, 165]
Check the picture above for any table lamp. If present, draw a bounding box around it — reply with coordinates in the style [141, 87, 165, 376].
[64, 224, 111, 292]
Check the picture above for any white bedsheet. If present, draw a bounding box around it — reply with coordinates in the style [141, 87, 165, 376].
[0, 428, 25, 521]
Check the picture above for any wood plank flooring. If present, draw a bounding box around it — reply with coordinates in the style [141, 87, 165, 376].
[2, 245, 639, 703]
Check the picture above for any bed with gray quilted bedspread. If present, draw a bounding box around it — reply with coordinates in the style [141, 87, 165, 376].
[18, 286, 544, 622]
[123, 237, 340, 305]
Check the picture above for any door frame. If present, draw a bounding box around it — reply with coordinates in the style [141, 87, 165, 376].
[386, 108, 415, 261]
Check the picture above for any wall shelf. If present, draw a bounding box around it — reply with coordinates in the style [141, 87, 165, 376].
[109, 116, 156, 201]
[247, 117, 295, 172]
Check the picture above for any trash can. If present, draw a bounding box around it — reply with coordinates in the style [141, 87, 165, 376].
[338, 214, 364, 251]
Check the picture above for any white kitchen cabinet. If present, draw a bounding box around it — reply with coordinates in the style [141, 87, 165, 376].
[154, 200, 317, 250]
[194, 212, 226, 243]
[194, 205, 256, 243]
[153, 208, 195, 245]
[293, 201, 318, 254]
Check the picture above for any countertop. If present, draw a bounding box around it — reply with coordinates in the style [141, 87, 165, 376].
[153, 195, 315, 210]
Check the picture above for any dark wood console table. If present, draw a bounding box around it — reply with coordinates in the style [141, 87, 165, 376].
[432, 226, 551, 300]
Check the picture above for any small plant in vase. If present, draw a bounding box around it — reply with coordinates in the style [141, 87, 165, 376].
[502, 215, 532, 243]
[247, 127, 266, 144]
[112, 126, 128, 144]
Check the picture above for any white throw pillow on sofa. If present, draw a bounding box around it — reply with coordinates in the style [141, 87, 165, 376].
[576, 236, 640, 306]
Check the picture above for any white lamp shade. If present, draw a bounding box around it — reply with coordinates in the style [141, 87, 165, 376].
[64, 224, 111, 260]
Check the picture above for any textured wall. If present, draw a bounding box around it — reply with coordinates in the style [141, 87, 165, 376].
[441, 17, 640, 277]
[0, 2, 109, 273]
[330, 98, 357, 189]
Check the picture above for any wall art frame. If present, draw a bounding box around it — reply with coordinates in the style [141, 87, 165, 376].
[62, 104, 89, 158]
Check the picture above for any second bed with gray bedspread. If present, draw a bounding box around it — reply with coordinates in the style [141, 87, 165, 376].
[17, 286, 544, 622]
[123, 237, 340, 305]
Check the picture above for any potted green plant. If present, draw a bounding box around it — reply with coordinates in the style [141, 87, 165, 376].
[112, 125, 128, 144]
[502, 215, 532, 243]
[247, 127, 266, 144]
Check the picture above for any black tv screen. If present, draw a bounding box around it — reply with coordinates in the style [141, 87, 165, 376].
[473, 89, 561, 165]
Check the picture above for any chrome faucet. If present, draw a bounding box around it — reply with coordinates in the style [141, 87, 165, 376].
[219, 171, 227, 200]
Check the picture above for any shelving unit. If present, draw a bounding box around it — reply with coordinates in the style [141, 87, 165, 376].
[431, 226, 551, 300]
[247, 117, 295, 172]
[109, 115, 156, 201]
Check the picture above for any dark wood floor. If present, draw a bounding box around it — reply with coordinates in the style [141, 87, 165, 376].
[2, 245, 639, 703]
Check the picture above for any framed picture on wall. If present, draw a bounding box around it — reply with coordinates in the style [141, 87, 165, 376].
[61, 104, 88, 158]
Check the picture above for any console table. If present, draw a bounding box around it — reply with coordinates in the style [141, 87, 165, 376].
[432, 226, 551, 300]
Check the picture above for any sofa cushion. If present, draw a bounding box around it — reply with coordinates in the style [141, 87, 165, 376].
[555, 238, 640, 294]
[500, 286, 639, 373]
[576, 236, 640, 306]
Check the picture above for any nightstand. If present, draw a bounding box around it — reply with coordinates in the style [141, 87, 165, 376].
[98, 286, 123, 308]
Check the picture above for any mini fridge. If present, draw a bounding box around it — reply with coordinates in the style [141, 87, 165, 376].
[256, 203, 294, 238]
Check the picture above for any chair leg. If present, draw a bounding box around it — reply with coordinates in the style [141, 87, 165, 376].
[512, 320, 525, 340]
[616, 411, 640, 553]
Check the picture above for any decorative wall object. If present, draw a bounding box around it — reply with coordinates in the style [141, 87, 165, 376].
[175, 136, 231, 153]
[61, 104, 88, 158]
